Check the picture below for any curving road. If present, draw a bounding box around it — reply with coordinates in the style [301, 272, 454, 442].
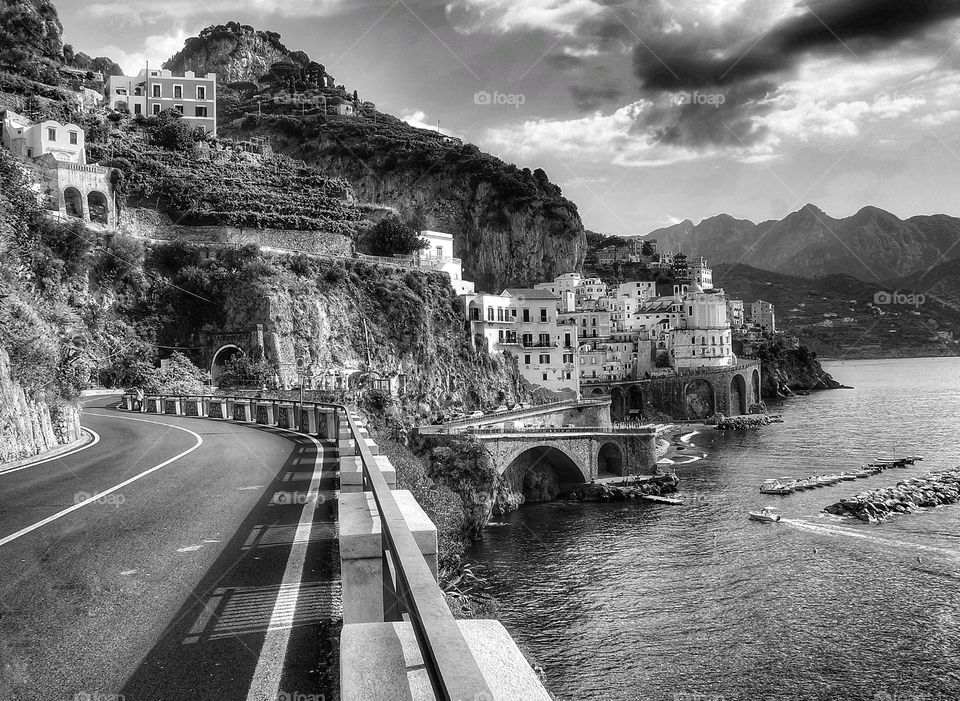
[0, 396, 340, 701]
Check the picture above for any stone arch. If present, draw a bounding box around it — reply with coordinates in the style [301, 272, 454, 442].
[684, 378, 715, 420]
[627, 386, 644, 420]
[211, 345, 243, 382]
[598, 442, 624, 476]
[610, 386, 627, 422]
[500, 444, 589, 503]
[730, 374, 747, 415]
[64, 187, 83, 218]
[467, 298, 481, 321]
[590, 387, 606, 397]
[87, 190, 109, 224]
[752, 368, 761, 404]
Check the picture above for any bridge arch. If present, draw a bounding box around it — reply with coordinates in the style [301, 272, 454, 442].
[610, 387, 627, 422]
[64, 187, 83, 218]
[730, 374, 747, 415]
[598, 442, 624, 476]
[590, 387, 606, 397]
[500, 445, 589, 503]
[211, 344, 243, 382]
[752, 368, 761, 404]
[684, 378, 715, 420]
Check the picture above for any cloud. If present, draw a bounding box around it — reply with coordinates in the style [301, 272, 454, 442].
[634, 0, 960, 90]
[91, 29, 191, 75]
[86, 0, 350, 23]
[569, 84, 625, 111]
[446, 0, 605, 36]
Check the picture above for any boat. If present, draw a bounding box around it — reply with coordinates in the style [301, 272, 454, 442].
[748, 507, 782, 523]
[759, 479, 793, 495]
[640, 495, 683, 505]
[840, 473, 857, 481]
[852, 469, 871, 478]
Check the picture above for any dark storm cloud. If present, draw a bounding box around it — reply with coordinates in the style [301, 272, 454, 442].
[635, 0, 960, 89]
[569, 83, 626, 111]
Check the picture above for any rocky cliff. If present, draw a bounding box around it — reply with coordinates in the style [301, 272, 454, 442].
[163, 24, 300, 84]
[758, 344, 844, 398]
[0, 348, 60, 462]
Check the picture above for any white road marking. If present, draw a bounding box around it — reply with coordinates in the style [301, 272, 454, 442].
[0, 415, 203, 548]
[177, 545, 203, 553]
[0, 427, 101, 477]
[246, 431, 325, 701]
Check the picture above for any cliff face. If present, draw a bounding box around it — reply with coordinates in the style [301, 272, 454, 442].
[1, 0, 64, 58]
[313, 147, 586, 291]
[163, 24, 293, 83]
[0, 348, 57, 462]
[759, 346, 844, 398]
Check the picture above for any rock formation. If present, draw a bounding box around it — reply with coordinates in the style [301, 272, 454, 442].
[823, 469, 960, 523]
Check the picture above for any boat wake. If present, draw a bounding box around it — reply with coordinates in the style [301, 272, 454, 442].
[782, 518, 959, 557]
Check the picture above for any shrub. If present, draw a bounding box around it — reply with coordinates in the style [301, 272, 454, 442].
[363, 215, 427, 256]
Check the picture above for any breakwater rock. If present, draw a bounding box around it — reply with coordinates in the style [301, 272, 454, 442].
[563, 473, 679, 502]
[823, 469, 960, 523]
[715, 414, 783, 430]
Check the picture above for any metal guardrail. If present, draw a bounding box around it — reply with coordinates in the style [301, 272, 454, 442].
[418, 397, 611, 433]
[456, 424, 657, 436]
[125, 393, 493, 699]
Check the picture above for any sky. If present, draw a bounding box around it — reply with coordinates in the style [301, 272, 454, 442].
[58, 0, 960, 236]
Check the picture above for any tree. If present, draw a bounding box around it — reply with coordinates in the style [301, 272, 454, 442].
[217, 354, 274, 389]
[364, 216, 427, 257]
[136, 352, 208, 395]
[153, 116, 194, 151]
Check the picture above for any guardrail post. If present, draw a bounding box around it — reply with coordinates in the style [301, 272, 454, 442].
[164, 396, 183, 415]
[338, 490, 438, 624]
[184, 396, 206, 417]
[339, 454, 396, 493]
[207, 397, 227, 419]
[298, 403, 318, 434]
[145, 396, 161, 413]
[254, 400, 276, 425]
[231, 398, 253, 422]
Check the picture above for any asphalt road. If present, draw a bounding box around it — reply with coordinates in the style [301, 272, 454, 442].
[0, 396, 340, 701]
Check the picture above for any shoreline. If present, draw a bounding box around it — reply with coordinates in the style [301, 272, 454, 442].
[656, 424, 710, 467]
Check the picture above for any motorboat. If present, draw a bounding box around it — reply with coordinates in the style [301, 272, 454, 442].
[759, 479, 793, 495]
[749, 507, 782, 523]
[840, 473, 857, 481]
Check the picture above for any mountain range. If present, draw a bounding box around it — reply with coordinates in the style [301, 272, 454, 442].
[647, 204, 960, 282]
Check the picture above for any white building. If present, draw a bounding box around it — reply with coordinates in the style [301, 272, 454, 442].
[749, 300, 776, 332]
[417, 230, 474, 295]
[106, 68, 218, 134]
[2, 110, 86, 164]
[727, 299, 745, 329]
[467, 288, 580, 398]
[672, 287, 736, 369]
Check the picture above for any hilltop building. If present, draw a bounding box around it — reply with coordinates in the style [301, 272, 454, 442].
[415, 230, 473, 295]
[749, 300, 776, 332]
[106, 68, 218, 134]
[1, 109, 116, 227]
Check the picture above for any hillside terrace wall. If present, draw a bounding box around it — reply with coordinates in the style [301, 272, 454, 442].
[119, 207, 352, 256]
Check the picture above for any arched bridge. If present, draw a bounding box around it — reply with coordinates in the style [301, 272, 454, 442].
[584, 361, 762, 422]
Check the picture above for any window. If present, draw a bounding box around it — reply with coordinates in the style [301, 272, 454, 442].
[524, 354, 531, 365]
[511, 309, 517, 319]
[152, 84, 161, 98]
[539, 354, 550, 364]
[69, 132, 78, 145]
[174, 104, 184, 114]
[539, 333, 550, 346]
[195, 106, 208, 118]
[542, 373, 548, 381]
[565, 372, 572, 380]
[134, 104, 142, 115]
[152, 104, 161, 115]
[540, 308, 548, 322]
[47, 128, 56, 141]
[522, 309, 530, 322]
[174, 85, 183, 99]
[436, 246, 443, 257]
[563, 354, 574, 364]
[497, 308, 503, 322]
[498, 330, 504, 343]
[487, 307, 494, 321]
[26, 148, 32, 158]
[197, 86, 206, 100]
[564, 333, 571, 347]
[522, 333, 533, 346]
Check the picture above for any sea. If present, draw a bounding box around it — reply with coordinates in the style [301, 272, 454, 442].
[469, 357, 960, 701]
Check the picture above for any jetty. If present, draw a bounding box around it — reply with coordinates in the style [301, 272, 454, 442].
[823, 468, 960, 523]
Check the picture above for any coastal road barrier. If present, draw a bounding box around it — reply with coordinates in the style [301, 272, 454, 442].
[120, 394, 550, 699]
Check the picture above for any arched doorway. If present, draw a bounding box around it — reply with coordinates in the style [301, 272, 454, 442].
[502, 446, 587, 503]
[87, 191, 109, 224]
[598, 442, 624, 476]
[610, 387, 627, 422]
[211, 345, 243, 383]
[752, 369, 761, 404]
[684, 379, 715, 419]
[730, 374, 747, 415]
[64, 187, 83, 218]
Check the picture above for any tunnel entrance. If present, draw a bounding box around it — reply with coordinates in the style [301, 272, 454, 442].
[502, 446, 586, 504]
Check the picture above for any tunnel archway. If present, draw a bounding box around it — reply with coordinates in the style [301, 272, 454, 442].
[598, 442, 624, 476]
[752, 368, 761, 404]
[684, 379, 715, 420]
[64, 187, 83, 218]
[591, 387, 606, 397]
[627, 386, 644, 421]
[87, 191, 109, 224]
[730, 374, 747, 415]
[211, 345, 243, 383]
[502, 446, 587, 503]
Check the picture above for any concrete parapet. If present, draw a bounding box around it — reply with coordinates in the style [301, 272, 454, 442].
[254, 401, 276, 425]
[207, 398, 227, 419]
[163, 397, 183, 415]
[340, 619, 552, 701]
[339, 490, 437, 624]
[340, 455, 397, 492]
